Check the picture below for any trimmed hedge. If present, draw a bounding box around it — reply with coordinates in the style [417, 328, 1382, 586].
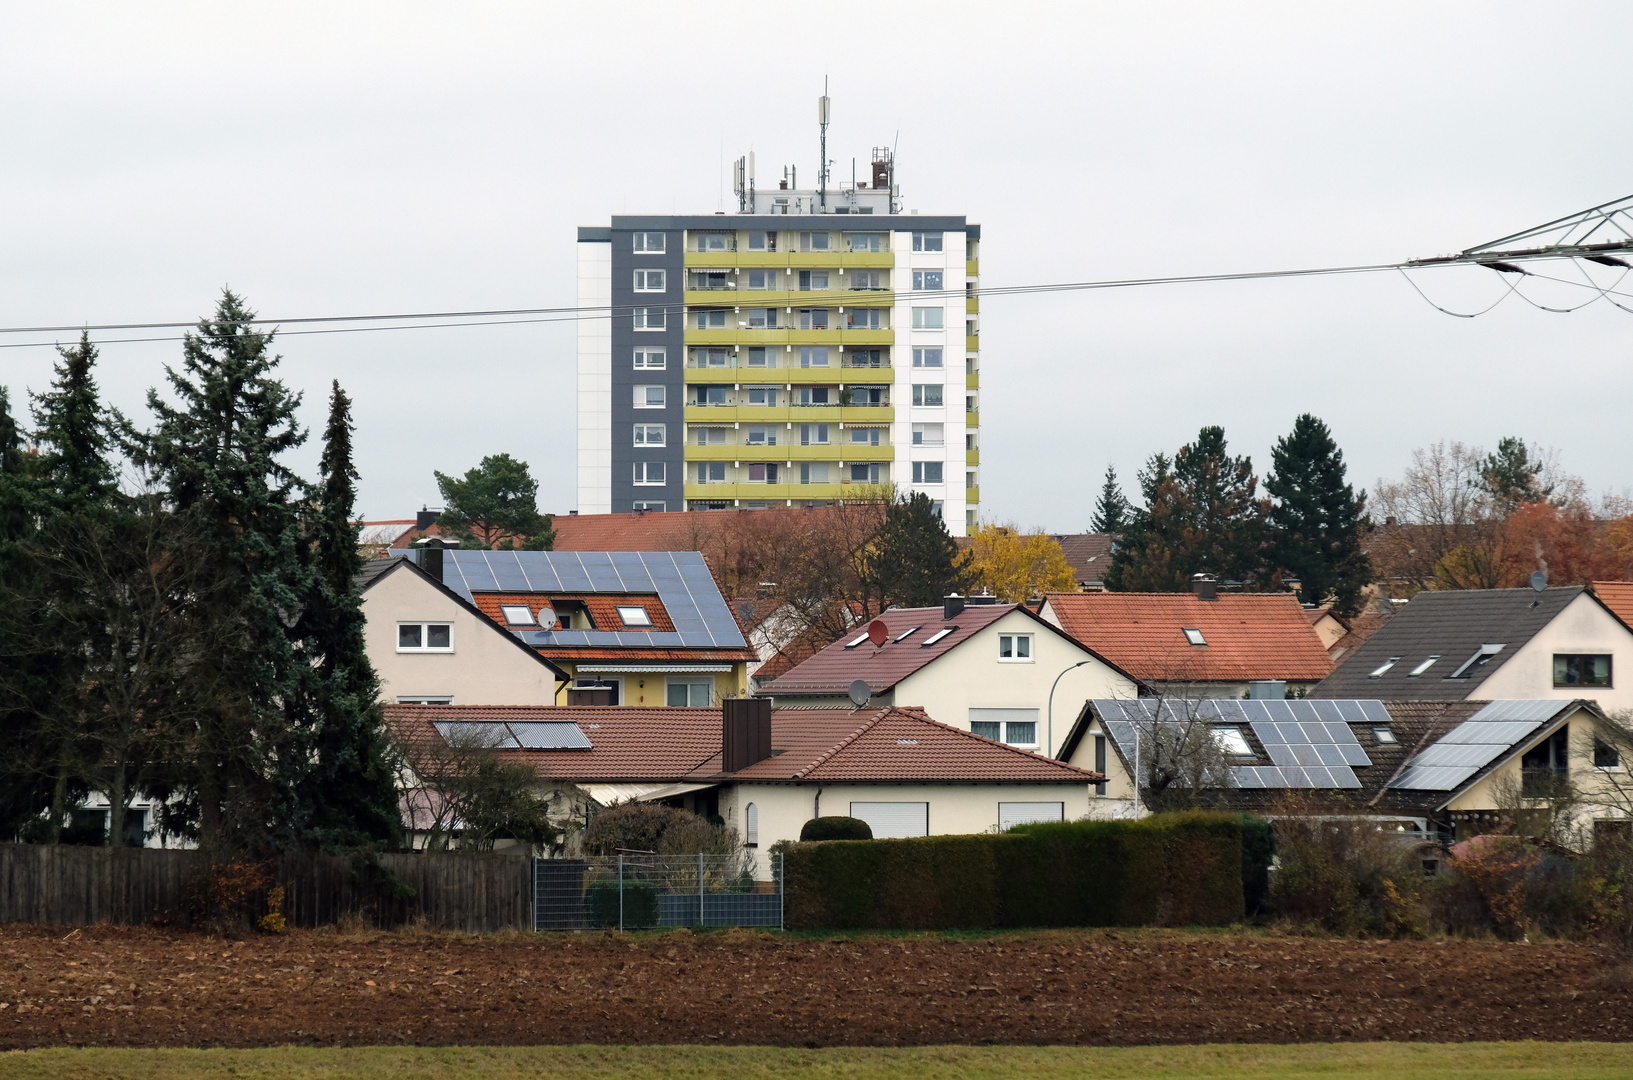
[784, 812, 1264, 931]
[800, 816, 874, 841]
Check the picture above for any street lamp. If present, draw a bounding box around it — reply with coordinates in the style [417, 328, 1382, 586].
[1046, 660, 1093, 760]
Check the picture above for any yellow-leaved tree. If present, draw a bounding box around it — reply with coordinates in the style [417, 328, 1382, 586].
[966, 524, 1078, 602]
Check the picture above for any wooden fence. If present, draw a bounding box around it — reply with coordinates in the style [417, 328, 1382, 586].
[0, 844, 532, 932]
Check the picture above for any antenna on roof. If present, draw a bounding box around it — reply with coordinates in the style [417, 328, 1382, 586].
[847, 679, 871, 708]
[818, 77, 831, 210]
[1531, 569, 1548, 593]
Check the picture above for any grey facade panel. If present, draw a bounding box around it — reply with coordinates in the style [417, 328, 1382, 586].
[609, 228, 684, 513]
[578, 227, 612, 242]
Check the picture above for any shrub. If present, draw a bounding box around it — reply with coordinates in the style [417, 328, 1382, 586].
[585, 879, 660, 929]
[584, 803, 741, 858]
[800, 816, 873, 841]
[1267, 813, 1423, 936]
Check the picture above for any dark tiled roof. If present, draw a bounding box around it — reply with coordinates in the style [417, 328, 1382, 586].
[1054, 533, 1116, 585]
[759, 603, 1020, 696]
[1310, 587, 1586, 700]
[1043, 592, 1334, 682]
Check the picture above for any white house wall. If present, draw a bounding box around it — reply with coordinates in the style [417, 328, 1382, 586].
[1474, 593, 1633, 714]
[577, 237, 613, 515]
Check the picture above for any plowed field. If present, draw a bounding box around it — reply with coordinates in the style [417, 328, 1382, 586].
[2, 924, 1630, 1048]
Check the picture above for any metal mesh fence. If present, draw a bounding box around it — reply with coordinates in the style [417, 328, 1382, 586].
[534, 853, 782, 931]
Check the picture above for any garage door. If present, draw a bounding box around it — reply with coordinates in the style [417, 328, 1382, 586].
[850, 801, 928, 838]
[999, 802, 1064, 831]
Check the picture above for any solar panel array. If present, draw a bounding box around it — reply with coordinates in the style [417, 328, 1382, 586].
[1390, 699, 1566, 791]
[1091, 699, 1380, 790]
[433, 719, 592, 751]
[421, 550, 748, 649]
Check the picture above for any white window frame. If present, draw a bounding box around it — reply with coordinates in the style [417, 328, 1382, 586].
[665, 678, 713, 707]
[911, 384, 944, 407]
[633, 423, 666, 447]
[912, 231, 944, 252]
[744, 802, 759, 847]
[912, 270, 944, 291]
[998, 633, 1033, 662]
[397, 622, 453, 653]
[849, 801, 928, 838]
[633, 231, 665, 253]
[1213, 726, 1253, 757]
[1183, 628, 1207, 646]
[632, 307, 665, 331]
[633, 347, 666, 370]
[632, 461, 666, 486]
[498, 605, 535, 626]
[911, 306, 945, 330]
[912, 347, 943, 369]
[634, 385, 666, 409]
[632, 500, 665, 512]
[633, 269, 666, 292]
[911, 461, 944, 484]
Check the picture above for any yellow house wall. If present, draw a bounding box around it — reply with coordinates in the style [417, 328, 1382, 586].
[1445, 707, 1629, 821]
[551, 666, 747, 707]
[1472, 593, 1633, 714]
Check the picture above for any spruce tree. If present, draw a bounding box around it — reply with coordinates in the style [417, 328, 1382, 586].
[1089, 465, 1131, 534]
[293, 381, 402, 849]
[863, 492, 978, 607]
[1265, 413, 1371, 616]
[30, 333, 117, 513]
[136, 289, 309, 850]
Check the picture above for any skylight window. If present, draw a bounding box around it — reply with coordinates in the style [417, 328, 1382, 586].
[1368, 657, 1402, 678]
[1182, 628, 1207, 646]
[1373, 727, 1398, 744]
[499, 605, 534, 626]
[616, 605, 654, 628]
[1213, 726, 1253, 757]
[844, 632, 871, 648]
[1448, 644, 1505, 679]
[921, 628, 956, 647]
[894, 626, 921, 643]
[1408, 655, 1441, 677]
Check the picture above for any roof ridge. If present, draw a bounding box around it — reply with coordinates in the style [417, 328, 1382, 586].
[789, 707, 893, 780]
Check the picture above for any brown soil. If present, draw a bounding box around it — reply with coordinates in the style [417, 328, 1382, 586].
[1, 923, 1630, 1048]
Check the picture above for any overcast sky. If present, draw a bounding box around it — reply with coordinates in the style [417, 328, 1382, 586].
[2, 2, 1630, 529]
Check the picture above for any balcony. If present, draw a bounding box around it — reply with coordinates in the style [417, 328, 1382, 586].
[684, 443, 893, 462]
[685, 327, 894, 348]
[684, 481, 885, 501]
[966, 259, 979, 277]
[967, 486, 980, 503]
[966, 411, 979, 428]
[966, 373, 979, 390]
[966, 296, 979, 314]
[966, 334, 979, 352]
[685, 251, 894, 270]
[966, 448, 980, 466]
[684, 404, 895, 425]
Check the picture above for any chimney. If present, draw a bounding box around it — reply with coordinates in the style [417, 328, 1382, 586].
[722, 698, 773, 773]
[414, 537, 446, 583]
[1191, 573, 1218, 601]
[943, 592, 965, 620]
[415, 506, 439, 531]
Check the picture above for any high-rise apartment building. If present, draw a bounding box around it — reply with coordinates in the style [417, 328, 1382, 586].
[577, 149, 981, 534]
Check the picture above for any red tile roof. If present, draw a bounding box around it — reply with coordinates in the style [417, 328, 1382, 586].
[383, 703, 1100, 785]
[389, 507, 859, 555]
[532, 646, 756, 663]
[468, 592, 676, 633]
[761, 603, 1021, 696]
[1042, 591, 1334, 682]
[1593, 581, 1633, 631]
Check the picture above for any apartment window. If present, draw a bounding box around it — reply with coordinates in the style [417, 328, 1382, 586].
[693, 427, 727, 446]
[1183, 628, 1207, 646]
[970, 709, 1040, 748]
[849, 386, 885, 405]
[398, 623, 452, 652]
[799, 231, 831, 252]
[633, 424, 666, 446]
[799, 462, 830, 484]
[911, 307, 944, 330]
[690, 270, 729, 290]
[913, 347, 943, 368]
[499, 605, 534, 626]
[695, 232, 733, 252]
[912, 461, 944, 484]
[966, 470, 977, 489]
[746, 424, 777, 446]
[694, 310, 726, 330]
[747, 308, 778, 329]
[800, 423, 830, 445]
[633, 231, 665, 253]
[966, 433, 978, 450]
[666, 679, 712, 706]
[850, 427, 882, 446]
[1555, 654, 1612, 687]
[633, 385, 666, 409]
[633, 347, 665, 370]
[798, 270, 830, 290]
[799, 346, 830, 368]
[912, 231, 944, 252]
[692, 348, 728, 368]
[747, 387, 778, 406]
[633, 462, 666, 486]
[694, 386, 727, 406]
[912, 270, 944, 291]
[849, 232, 884, 252]
[911, 423, 944, 446]
[747, 269, 778, 290]
[747, 463, 780, 483]
[850, 269, 884, 289]
[967, 394, 978, 413]
[633, 268, 665, 292]
[998, 634, 1032, 661]
[696, 462, 725, 483]
[850, 463, 881, 483]
[799, 309, 830, 330]
[847, 308, 882, 329]
[797, 387, 831, 406]
[632, 501, 665, 512]
[632, 307, 665, 330]
[912, 384, 944, 407]
[746, 346, 770, 367]
[748, 230, 776, 251]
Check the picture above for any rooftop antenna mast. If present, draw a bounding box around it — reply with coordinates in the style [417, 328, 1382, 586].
[818, 78, 831, 210]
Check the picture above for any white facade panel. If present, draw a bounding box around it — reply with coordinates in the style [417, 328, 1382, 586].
[577, 239, 613, 514]
[891, 228, 966, 530]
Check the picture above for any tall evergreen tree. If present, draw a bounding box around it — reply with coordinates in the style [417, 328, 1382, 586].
[135, 289, 309, 850]
[30, 333, 117, 514]
[862, 492, 978, 607]
[293, 381, 402, 849]
[0, 385, 54, 839]
[1089, 465, 1132, 534]
[1264, 413, 1371, 616]
[434, 453, 555, 550]
[1479, 435, 1551, 511]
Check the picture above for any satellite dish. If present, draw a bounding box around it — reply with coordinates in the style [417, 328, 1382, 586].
[1530, 570, 1547, 593]
[536, 605, 557, 629]
[847, 680, 872, 708]
[867, 619, 889, 646]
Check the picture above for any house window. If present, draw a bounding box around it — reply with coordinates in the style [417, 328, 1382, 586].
[911, 461, 944, 484]
[849, 233, 884, 252]
[1368, 656, 1402, 678]
[747, 230, 776, 251]
[633, 231, 665, 253]
[1213, 726, 1253, 757]
[397, 623, 452, 652]
[911, 384, 944, 407]
[1595, 739, 1622, 769]
[970, 708, 1039, 747]
[632, 307, 665, 330]
[697, 462, 725, 483]
[1183, 628, 1207, 646]
[396, 695, 453, 705]
[633, 269, 665, 292]
[634, 385, 666, 409]
[1094, 735, 1107, 796]
[799, 423, 829, 445]
[849, 801, 928, 838]
[633, 424, 666, 446]
[998, 634, 1032, 661]
[617, 605, 654, 627]
[1449, 644, 1505, 679]
[912, 347, 943, 368]
[1521, 726, 1570, 797]
[912, 270, 944, 291]
[746, 425, 778, 446]
[912, 423, 944, 446]
[1373, 727, 1398, 745]
[633, 347, 666, 369]
[694, 310, 726, 330]
[633, 462, 666, 486]
[850, 427, 881, 445]
[912, 231, 944, 252]
[632, 501, 665, 512]
[499, 605, 534, 626]
[799, 462, 830, 484]
[745, 802, 758, 847]
[1555, 654, 1612, 687]
[666, 679, 712, 706]
[911, 307, 944, 330]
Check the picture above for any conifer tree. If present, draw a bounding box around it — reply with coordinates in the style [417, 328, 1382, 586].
[0, 385, 54, 838]
[293, 381, 402, 849]
[1089, 465, 1131, 534]
[434, 453, 555, 549]
[863, 492, 978, 607]
[30, 333, 117, 514]
[1265, 413, 1371, 616]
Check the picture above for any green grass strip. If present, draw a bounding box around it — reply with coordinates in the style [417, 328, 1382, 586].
[2, 1042, 1633, 1080]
